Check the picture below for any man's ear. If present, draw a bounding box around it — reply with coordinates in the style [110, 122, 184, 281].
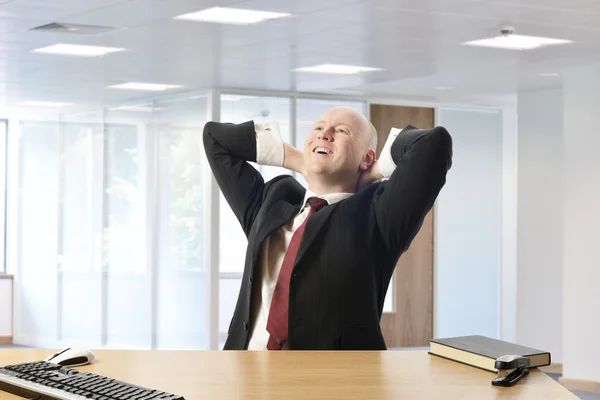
[359, 149, 376, 171]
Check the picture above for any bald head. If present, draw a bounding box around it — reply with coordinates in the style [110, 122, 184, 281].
[321, 106, 378, 151]
[303, 106, 379, 194]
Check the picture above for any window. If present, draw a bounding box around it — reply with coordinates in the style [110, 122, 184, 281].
[103, 109, 150, 348]
[15, 120, 60, 342]
[58, 112, 104, 345]
[12, 94, 211, 350]
[154, 96, 210, 349]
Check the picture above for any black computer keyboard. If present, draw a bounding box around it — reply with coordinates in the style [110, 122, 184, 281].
[0, 360, 185, 399]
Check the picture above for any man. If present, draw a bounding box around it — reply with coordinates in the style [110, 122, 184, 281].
[203, 106, 452, 350]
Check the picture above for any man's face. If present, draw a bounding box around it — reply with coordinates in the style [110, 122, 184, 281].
[303, 107, 372, 182]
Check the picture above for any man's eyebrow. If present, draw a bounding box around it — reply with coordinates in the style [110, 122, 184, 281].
[313, 120, 354, 132]
[336, 122, 353, 132]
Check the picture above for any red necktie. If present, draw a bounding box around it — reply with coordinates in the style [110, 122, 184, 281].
[266, 197, 328, 350]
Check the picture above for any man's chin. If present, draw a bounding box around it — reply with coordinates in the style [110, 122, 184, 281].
[307, 166, 332, 176]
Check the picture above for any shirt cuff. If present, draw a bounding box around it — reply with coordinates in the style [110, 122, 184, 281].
[255, 122, 284, 167]
[378, 127, 402, 178]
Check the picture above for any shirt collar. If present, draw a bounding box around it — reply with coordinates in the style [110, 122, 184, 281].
[302, 189, 353, 209]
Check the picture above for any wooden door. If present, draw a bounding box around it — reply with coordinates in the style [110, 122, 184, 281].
[370, 104, 435, 348]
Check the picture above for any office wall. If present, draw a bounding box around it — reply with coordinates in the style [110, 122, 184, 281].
[516, 88, 564, 363]
[563, 65, 600, 383]
[435, 108, 502, 339]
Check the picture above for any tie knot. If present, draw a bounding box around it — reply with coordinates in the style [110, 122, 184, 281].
[307, 197, 328, 211]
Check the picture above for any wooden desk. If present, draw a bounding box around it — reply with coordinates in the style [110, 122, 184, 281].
[0, 349, 577, 399]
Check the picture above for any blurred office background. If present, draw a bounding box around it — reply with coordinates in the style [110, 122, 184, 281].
[0, 0, 598, 396]
[0, 94, 504, 351]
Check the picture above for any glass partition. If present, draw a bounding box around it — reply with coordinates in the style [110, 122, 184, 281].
[58, 111, 104, 345]
[12, 94, 211, 349]
[154, 96, 210, 349]
[103, 108, 151, 348]
[15, 120, 60, 344]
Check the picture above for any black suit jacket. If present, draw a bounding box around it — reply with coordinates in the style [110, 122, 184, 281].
[203, 120, 452, 350]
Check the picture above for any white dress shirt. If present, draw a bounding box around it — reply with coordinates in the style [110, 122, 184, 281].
[246, 122, 399, 350]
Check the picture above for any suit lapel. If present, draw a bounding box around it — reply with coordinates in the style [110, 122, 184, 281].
[251, 201, 300, 265]
[293, 201, 340, 269]
[250, 195, 340, 275]
[256, 201, 299, 244]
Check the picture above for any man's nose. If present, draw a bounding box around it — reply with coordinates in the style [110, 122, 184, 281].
[317, 126, 334, 141]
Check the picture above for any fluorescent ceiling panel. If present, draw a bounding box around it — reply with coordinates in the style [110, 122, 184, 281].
[32, 43, 125, 57]
[109, 105, 158, 112]
[108, 82, 182, 91]
[221, 94, 257, 101]
[292, 63, 382, 74]
[463, 34, 572, 50]
[174, 7, 291, 25]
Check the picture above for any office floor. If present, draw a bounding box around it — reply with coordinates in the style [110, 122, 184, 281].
[0, 345, 596, 399]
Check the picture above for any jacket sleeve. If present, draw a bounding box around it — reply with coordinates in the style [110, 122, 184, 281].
[202, 120, 268, 237]
[372, 125, 453, 266]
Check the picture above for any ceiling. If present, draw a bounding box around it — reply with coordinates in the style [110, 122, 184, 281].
[1, 0, 599, 111]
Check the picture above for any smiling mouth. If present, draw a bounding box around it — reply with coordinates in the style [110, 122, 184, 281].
[313, 147, 333, 155]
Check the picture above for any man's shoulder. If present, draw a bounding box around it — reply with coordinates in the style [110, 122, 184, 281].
[355, 179, 386, 198]
[264, 173, 299, 189]
[333, 180, 386, 211]
[263, 174, 305, 204]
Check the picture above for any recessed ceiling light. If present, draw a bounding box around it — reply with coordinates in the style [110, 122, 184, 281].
[174, 7, 291, 25]
[32, 43, 125, 57]
[292, 64, 382, 74]
[463, 34, 572, 50]
[19, 101, 73, 107]
[539, 73, 560, 77]
[221, 94, 257, 101]
[109, 105, 159, 112]
[108, 82, 182, 91]
[436, 86, 453, 90]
